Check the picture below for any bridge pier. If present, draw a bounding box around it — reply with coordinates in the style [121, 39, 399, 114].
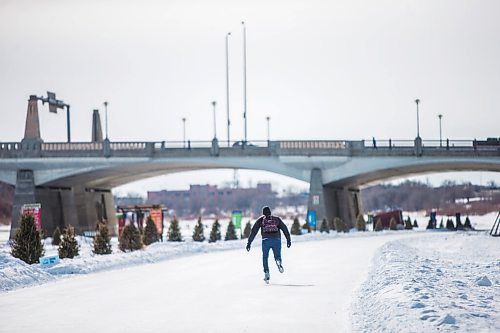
[307, 168, 362, 230]
[10, 170, 117, 239]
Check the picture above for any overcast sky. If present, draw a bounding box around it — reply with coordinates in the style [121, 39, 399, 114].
[1, 0, 499, 195]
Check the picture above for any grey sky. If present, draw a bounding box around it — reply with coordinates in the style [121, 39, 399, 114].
[1, 0, 499, 194]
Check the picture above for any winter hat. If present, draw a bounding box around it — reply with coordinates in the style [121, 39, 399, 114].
[262, 206, 271, 216]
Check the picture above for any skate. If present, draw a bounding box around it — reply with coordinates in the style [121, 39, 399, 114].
[276, 259, 284, 273]
[264, 271, 270, 284]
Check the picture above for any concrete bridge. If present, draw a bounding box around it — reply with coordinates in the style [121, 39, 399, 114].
[1, 95, 499, 238]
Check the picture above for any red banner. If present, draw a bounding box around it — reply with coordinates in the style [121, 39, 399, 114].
[149, 208, 163, 235]
[22, 203, 41, 230]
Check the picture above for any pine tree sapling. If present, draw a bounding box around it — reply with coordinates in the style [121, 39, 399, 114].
[356, 214, 366, 231]
[290, 217, 302, 235]
[225, 220, 238, 240]
[192, 216, 205, 242]
[334, 217, 347, 233]
[242, 221, 252, 239]
[464, 216, 473, 230]
[320, 217, 329, 233]
[328, 218, 335, 231]
[413, 219, 419, 228]
[209, 219, 221, 243]
[405, 216, 413, 230]
[168, 217, 183, 242]
[11, 213, 45, 264]
[302, 221, 311, 233]
[58, 225, 80, 259]
[52, 227, 62, 246]
[119, 223, 144, 252]
[375, 218, 384, 231]
[93, 222, 113, 255]
[143, 217, 159, 245]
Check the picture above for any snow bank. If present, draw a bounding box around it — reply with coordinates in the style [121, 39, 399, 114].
[351, 231, 500, 332]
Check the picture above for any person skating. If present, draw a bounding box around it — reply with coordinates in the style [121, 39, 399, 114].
[246, 206, 291, 284]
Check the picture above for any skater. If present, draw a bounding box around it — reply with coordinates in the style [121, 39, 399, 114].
[246, 206, 291, 284]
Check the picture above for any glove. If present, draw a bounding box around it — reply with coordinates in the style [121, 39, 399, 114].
[246, 243, 251, 252]
[287, 240, 291, 248]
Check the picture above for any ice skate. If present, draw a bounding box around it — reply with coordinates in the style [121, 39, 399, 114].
[276, 259, 284, 273]
[264, 271, 270, 284]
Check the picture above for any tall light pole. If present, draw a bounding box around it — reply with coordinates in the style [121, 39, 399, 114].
[438, 114, 443, 147]
[212, 101, 217, 139]
[242, 21, 248, 144]
[266, 116, 270, 142]
[226, 32, 231, 147]
[103, 101, 109, 140]
[415, 98, 420, 138]
[182, 117, 186, 148]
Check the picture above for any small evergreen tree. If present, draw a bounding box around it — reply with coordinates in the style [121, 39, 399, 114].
[58, 225, 80, 259]
[119, 223, 143, 252]
[334, 217, 347, 233]
[192, 216, 205, 242]
[225, 220, 238, 240]
[208, 219, 221, 243]
[328, 218, 335, 231]
[320, 217, 330, 233]
[413, 219, 419, 228]
[52, 227, 62, 246]
[143, 217, 159, 245]
[11, 213, 45, 264]
[405, 216, 413, 230]
[464, 216, 473, 230]
[290, 217, 302, 235]
[356, 214, 367, 231]
[302, 221, 311, 233]
[446, 218, 456, 231]
[389, 217, 398, 230]
[168, 217, 183, 242]
[439, 218, 444, 229]
[93, 222, 112, 255]
[242, 221, 252, 239]
[375, 218, 384, 231]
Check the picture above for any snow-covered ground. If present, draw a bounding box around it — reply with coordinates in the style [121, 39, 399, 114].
[0, 213, 498, 332]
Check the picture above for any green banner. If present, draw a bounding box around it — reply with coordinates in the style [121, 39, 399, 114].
[232, 210, 242, 229]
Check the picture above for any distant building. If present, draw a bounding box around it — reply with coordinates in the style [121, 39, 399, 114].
[147, 183, 275, 217]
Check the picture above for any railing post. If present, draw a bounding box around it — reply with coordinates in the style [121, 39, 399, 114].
[211, 138, 220, 156]
[103, 138, 111, 157]
[414, 137, 423, 156]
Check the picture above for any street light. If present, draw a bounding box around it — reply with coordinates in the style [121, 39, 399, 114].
[415, 98, 420, 138]
[438, 114, 443, 147]
[266, 116, 270, 142]
[242, 21, 248, 144]
[226, 32, 231, 147]
[182, 117, 186, 148]
[103, 101, 109, 140]
[212, 101, 217, 139]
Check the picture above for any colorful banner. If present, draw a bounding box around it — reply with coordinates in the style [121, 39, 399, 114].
[149, 208, 163, 234]
[232, 210, 242, 229]
[307, 210, 317, 227]
[22, 203, 41, 230]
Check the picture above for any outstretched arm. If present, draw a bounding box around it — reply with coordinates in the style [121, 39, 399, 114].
[279, 218, 291, 246]
[247, 217, 262, 245]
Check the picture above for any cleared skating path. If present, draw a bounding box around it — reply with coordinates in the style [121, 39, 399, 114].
[0, 234, 408, 332]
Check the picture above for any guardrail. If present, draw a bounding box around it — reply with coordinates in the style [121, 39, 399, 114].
[0, 138, 498, 158]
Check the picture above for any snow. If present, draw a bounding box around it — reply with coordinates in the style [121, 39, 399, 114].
[0, 213, 498, 332]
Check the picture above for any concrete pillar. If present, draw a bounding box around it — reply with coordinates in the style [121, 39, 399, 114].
[10, 170, 36, 239]
[22, 95, 42, 143]
[324, 186, 363, 229]
[307, 168, 326, 228]
[91, 109, 103, 142]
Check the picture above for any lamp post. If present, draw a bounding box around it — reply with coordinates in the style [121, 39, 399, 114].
[415, 98, 420, 138]
[242, 21, 247, 144]
[182, 117, 186, 148]
[212, 101, 217, 139]
[266, 116, 270, 142]
[438, 114, 443, 147]
[103, 101, 109, 140]
[226, 32, 231, 147]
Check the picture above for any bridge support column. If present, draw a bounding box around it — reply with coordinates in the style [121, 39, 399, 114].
[307, 169, 362, 230]
[323, 186, 362, 230]
[10, 171, 117, 239]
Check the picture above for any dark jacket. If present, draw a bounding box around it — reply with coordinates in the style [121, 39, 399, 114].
[247, 215, 291, 244]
